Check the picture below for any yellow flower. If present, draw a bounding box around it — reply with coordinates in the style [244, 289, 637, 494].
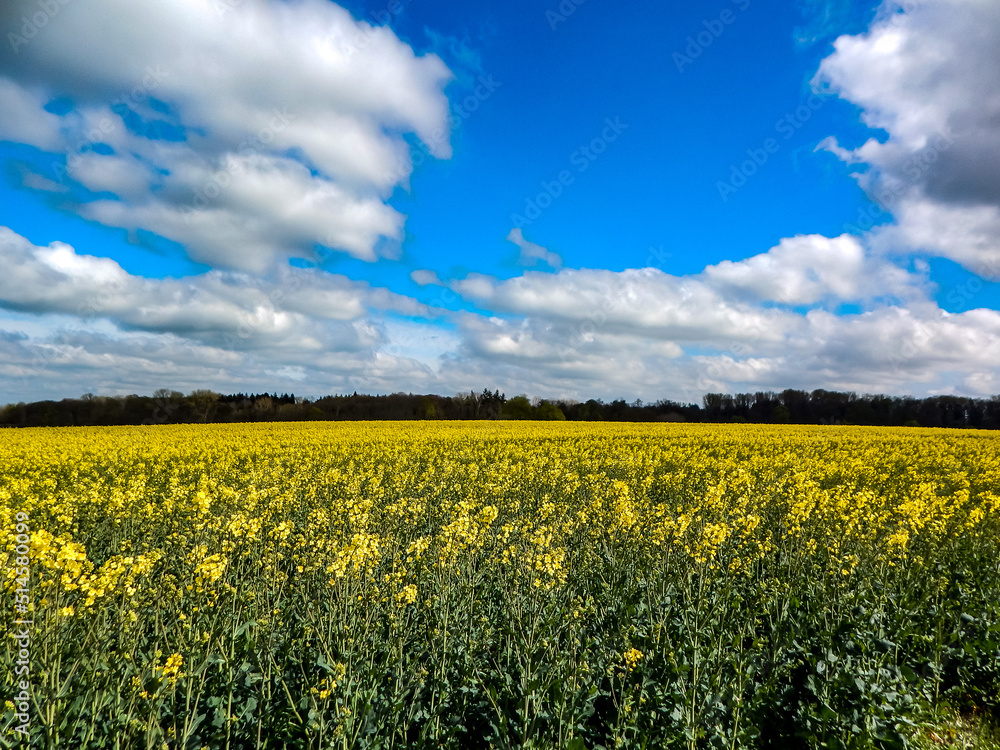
[623, 647, 643, 671]
[396, 584, 418, 606]
[157, 653, 184, 685]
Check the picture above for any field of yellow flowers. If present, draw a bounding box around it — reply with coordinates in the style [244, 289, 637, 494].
[2, 421, 1000, 749]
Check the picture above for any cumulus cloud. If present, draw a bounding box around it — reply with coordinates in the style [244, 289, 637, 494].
[0, 226, 436, 353]
[451, 267, 794, 345]
[0, 225, 471, 402]
[815, 0, 1000, 273]
[451, 234, 926, 340]
[0, 0, 453, 271]
[434, 232, 1000, 401]
[2, 221, 999, 402]
[444, 284, 1000, 401]
[702, 233, 928, 304]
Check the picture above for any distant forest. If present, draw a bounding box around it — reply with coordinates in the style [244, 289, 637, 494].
[3, 388, 1000, 429]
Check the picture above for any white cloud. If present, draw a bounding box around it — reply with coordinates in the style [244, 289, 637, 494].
[432, 231, 1000, 401]
[705, 234, 863, 304]
[0, 226, 436, 353]
[0, 228, 464, 402]
[868, 199, 1000, 280]
[450, 233, 928, 345]
[452, 266, 795, 345]
[815, 0, 1000, 272]
[0, 0, 453, 271]
[507, 228, 562, 268]
[702, 233, 931, 304]
[411, 269, 444, 287]
[67, 151, 156, 200]
[0, 77, 63, 150]
[80, 151, 407, 272]
[2, 221, 998, 403]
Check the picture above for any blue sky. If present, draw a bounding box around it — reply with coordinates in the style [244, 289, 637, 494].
[1, 0, 999, 403]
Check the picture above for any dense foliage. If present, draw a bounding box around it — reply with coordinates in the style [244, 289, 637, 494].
[2, 422, 999, 748]
[5, 387, 1000, 429]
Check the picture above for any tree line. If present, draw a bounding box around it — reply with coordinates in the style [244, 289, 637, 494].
[2, 387, 1000, 429]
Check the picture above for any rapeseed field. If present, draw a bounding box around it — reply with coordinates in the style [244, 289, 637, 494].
[2, 422, 999, 748]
